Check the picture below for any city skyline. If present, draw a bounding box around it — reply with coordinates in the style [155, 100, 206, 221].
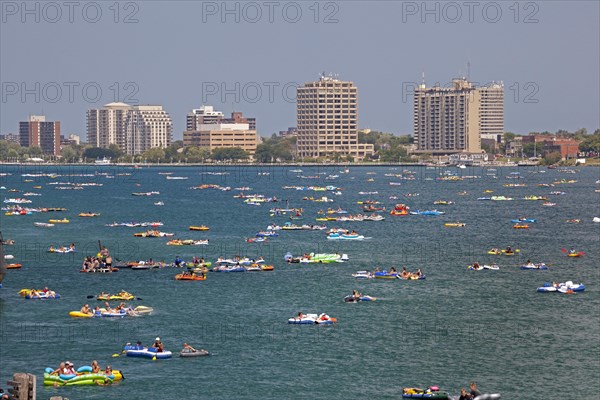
[1, 2, 599, 140]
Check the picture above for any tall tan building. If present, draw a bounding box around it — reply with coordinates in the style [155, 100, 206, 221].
[296, 75, 373, 159]
[183, 123, 259, 154]
[414, 78, 504, 154]
[87, 103, 172, 155]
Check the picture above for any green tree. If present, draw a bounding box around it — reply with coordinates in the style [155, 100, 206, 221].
[184, 146, 210, 162]
[60, 146, 78, 162]
[83, 147, 118, 161]
[541, 152, 562, 165]
[211, 147, 249, 161]
[141, 147, 166, 162]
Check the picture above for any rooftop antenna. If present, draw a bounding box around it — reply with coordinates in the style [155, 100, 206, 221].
[421, 71, 425, 85]
[467, 59, 471, 81]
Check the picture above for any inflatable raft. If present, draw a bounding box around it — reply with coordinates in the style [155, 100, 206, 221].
[520, 263, 548, 270]
[180, 349, 210, 357]
[344, 295, 376, 302]
[123, 344, 172, 359]
[537, 281, 585, 293]
[43, 366, 123, 386]
[468, 264, 500, 271]
[288, 313, 336, 325]
[402, 387, 450, 399]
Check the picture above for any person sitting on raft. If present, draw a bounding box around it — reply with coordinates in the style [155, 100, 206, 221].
[297, 312, 304, 319]
[526, 259, 535, 267]
[505, 245, 513, 254]
[50, 362, 65, 376]
[174, 256, 183, 267]
[352, 289, 361, 299]
[152, 337, 164, 352]
[63, 361, 76, 375]
[91, 360, 101, 373]
[473, 262, 481, 270]
[569, 248, 576, 254]
[469, 382, 482, 397]
[389, 267, 397, 274]
[182, 343, 197, 353]
[80, 304, 92, 315]
[400, 267, 409, 279]
[415, 268, 423, 277]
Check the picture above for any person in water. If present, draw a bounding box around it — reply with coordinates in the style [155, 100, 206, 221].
[458, 388, 471, 400]
[469, 382, 482, 397]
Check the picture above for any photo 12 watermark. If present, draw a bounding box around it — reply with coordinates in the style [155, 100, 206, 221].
[200, 1, 339, 24]
[1, 1, 140, 24]
[401, 1, 540, 24]
[201, 81, 299, 104]
[1, 81, 140, 105]
[400, 80, 539, 104]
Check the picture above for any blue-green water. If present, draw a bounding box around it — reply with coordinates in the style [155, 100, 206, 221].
[0, 165, 599, 399]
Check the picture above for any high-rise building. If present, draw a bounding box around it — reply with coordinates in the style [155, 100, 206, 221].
[296, 75, 374, 159]
[86, 102, 130, 149]
[186, 105, 256, 130]
[186, 105, 225, 130]
[183, 123, 259, 154]
[413, 78, 504, 154]
[87, 103, 172, 155]
[19, 115, 61, 156]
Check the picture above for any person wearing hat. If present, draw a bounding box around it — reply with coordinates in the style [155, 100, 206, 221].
[64, 361, 76, 375]
[152, 337, 163, 352]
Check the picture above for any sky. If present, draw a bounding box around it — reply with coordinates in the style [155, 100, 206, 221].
[1, 1, 599, 141]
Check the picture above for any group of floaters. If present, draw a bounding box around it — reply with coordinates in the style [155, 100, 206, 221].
[19, 287, 60, 299]
[402, 382, 499, 399]
[69, 302, 153, 318]
[43, 360, 122, 386]
[352, 267, 425, 280]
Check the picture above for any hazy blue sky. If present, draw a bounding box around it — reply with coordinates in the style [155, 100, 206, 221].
[1, 1, 598, 140]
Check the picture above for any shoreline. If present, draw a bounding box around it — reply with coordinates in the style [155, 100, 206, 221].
[0, 162, 597, 168]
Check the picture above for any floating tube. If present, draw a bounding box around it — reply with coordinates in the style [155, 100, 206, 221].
[520, 264, 548, 270]
[25, 293, 61, 299]
[180, 349, 210, 357]
[344, 295, 376, 302]
[123, 345, 172, 359]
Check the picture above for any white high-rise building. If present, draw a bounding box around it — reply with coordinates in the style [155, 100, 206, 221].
[87, 103, 172, 155]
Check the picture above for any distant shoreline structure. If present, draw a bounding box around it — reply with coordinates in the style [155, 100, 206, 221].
[0, 161, 596, 168]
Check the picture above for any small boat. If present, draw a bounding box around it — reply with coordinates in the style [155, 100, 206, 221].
[344, 295, 376, 302]
[175, 273, 206, 281]
[34, 222, 54, 227]
[288, 313, 337, 325]
[511, 218, 536, 223]
[567, 252, 584, 258]
[402, 387, 451, 399]
[327, 233, 366, 240]
[520, 263, 548, 270]
[180, 349, 210, 357]
[189, 225, 209, 231]
[537, 281, 585, 293]
[352, 271, 373, 279]
[7, 263, 22, 269]
[513, 224, 529, 229]
[123, 344, 172, 359]
[154, 201, 164, 206]
[444, 222, 465, 227]
[468, 264, 500, 271]
[49, 218, 69, 224]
